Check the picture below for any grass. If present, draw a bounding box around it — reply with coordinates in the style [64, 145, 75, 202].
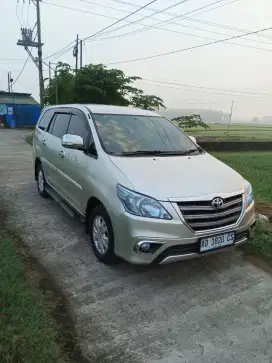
[244, 221, 272, 264]
[25, 134, 33, 146]
[213, 151, 272, 265]
[187, 123, 272, 141]
[213, 152, 272, 202]
[0, 232, 69, 363]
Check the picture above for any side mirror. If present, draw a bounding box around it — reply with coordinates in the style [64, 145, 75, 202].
[189, 135, 197, 144]
[61, 134, 84, 150]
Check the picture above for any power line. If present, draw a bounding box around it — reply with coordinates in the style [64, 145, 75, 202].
[89, 13, 272, 51]
[94, 0, 238, 41]
[21, 0, 25, 26]
[43, 0, 159, 60]
[112, 0, 272, 43]
[16, 0, 23, 26]
[26, 0, 31, 27]
[76, 0, 272, 43]
[140, 81, 268, 98]
[44, 39, 76, 61]
[43, 0, 234, 61]
[141, 79, 271, 96]
[187, 18, 272, 40]
[107, 25, 272, 65]
[82, 0, 158, 41]
[88, 0, 192, 39]
[43, 0, 272, 53]
[4, 56, 30, 92]
[97, 25, 272, 53]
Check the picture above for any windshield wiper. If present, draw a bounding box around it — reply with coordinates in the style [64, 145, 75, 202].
[118, 150, 199, 156]
[119, 150, 167, 156]
[182, 148, 199, 155]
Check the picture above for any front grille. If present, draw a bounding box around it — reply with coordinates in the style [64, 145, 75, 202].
[177, 194, 243, 232]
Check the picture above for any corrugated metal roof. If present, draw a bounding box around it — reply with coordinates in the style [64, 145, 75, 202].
[0, 92, 39, 105]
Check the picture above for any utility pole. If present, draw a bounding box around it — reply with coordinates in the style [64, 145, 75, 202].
[73, 34, 79, 73]
[36, 0, 44, 108]
[7, 72, 11, 92]
[17, 1, 44, 108]
[49, 61, 52, 80]
[55, 69, 58, 105]
[227, 100, 234, 137]
[80, 40, 83, 69]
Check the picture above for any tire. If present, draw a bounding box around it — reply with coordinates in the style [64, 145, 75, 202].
[36, 163, 49, 198]
[88, 205, 118, 264]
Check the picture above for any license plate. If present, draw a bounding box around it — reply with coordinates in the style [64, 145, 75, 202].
[200, 232, 235, 253]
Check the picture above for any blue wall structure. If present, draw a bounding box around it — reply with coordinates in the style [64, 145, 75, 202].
[5, 104, 41, 128]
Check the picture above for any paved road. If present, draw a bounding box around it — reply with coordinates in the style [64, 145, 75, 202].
[1, 129, 272, 363]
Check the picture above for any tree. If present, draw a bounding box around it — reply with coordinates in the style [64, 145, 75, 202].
[44, 62, 75, 105]
[44, 62, 165, 110]
[130, 93, 165, 111]
[74, 64, 141, 105]
[172, 114, 209, 131]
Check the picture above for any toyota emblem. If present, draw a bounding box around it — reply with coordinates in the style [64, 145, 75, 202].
[212, 197, 224, 209]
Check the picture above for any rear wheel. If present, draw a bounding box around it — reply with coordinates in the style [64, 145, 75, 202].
[88, 205, 118, 264]
[37, 164, 49, 198]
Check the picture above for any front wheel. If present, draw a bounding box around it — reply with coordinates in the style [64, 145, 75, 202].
[37, 164, 49, 198]
[88, 205, 118, 264]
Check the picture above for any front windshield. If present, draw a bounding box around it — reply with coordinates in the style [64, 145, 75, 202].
[92, 113, 199, 156]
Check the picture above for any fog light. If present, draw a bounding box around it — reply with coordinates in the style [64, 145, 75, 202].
[134, 241, 162, 254]
[139, 242, 151, 253]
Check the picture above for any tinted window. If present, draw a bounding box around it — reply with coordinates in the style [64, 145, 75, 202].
[93, 114, 197, 155]
[51, 114, 71, 138]
[38, 109, 54, 131]
[47, 114, 56, 134]
[67, 115, 90, 145]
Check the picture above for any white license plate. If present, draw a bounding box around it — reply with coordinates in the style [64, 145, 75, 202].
[200, 232, 235, 253]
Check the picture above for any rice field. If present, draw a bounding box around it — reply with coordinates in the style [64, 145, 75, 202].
[187, 123, 272, 141]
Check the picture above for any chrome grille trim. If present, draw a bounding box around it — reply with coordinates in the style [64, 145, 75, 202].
[177, 194, 243, 232]
[185, 206, 242, 220]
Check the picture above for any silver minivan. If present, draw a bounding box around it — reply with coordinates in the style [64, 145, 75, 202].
[33, 104, 256, 264]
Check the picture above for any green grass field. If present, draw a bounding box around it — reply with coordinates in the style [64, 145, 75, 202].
[213, 151, 272, 263]
[213, 152, 272, 202]
[187, 123, 272, 141]
[0, 233, 68, 363]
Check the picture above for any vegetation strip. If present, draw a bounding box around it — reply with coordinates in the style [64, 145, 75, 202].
[0, 194, 88, 363]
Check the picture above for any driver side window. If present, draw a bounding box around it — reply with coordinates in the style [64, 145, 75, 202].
[67, 115, 90, 146]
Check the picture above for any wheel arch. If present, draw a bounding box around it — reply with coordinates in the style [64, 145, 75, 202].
[85, 196, 104, 231]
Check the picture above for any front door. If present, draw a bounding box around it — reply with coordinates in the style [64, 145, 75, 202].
[56, 110, 94, 214]
[44, 112, 71, 193]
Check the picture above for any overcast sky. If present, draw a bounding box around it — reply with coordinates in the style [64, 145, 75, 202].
[1, 0, 272, 120]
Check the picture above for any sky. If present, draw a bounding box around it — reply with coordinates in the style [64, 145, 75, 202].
[1, 0, 272, 121]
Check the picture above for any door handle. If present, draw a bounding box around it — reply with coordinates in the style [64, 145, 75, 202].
[59, 150, 65, 158]
[42, 139, 46, 146]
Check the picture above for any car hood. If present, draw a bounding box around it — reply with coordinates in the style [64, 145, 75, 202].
[109, 153, 245, 201]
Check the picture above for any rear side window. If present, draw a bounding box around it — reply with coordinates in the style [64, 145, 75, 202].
[38, 109, 54, 131]
[67, 115, 90, 145]
[51, 113, 71, 139]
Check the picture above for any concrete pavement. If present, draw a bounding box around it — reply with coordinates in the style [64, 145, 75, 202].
[0, 129, 271, 363]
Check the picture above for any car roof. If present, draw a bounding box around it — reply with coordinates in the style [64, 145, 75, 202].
[44, 104, 161, 117]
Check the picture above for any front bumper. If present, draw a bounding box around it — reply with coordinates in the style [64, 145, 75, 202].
[113, 200, 256, 265]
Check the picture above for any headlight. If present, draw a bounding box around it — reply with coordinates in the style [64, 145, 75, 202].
[117, 184, 172, 220]
[244, 180, 253, 207]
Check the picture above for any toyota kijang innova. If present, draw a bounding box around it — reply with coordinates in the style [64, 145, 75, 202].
[33, 104, 256, 264]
